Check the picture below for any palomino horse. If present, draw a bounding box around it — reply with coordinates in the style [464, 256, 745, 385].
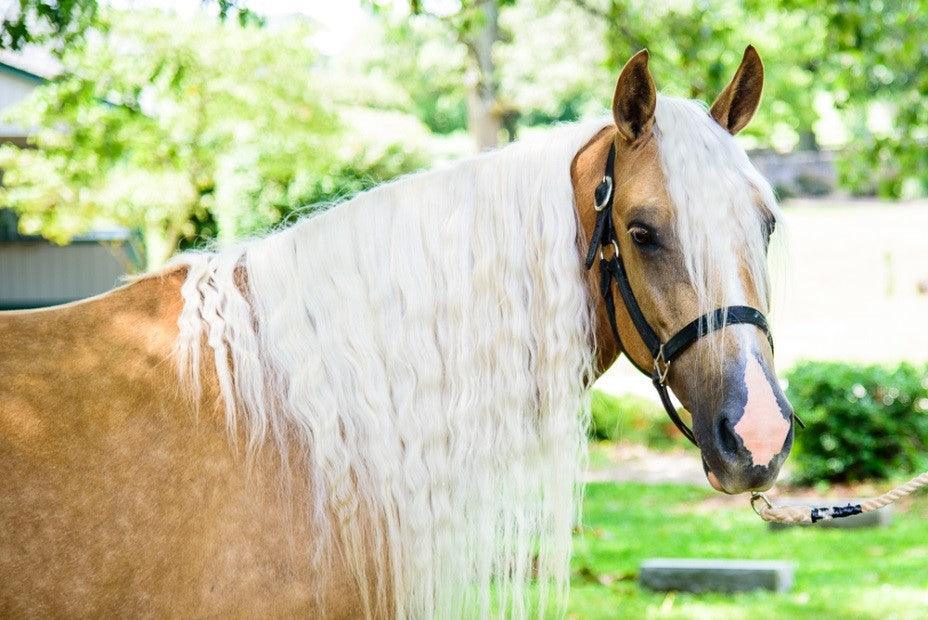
[1, 47, 793, 617]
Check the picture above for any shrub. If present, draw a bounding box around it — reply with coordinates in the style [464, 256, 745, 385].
[588, 389, 687, 449]
[794, 173, 833, 197]
[785, 361, 928, 484]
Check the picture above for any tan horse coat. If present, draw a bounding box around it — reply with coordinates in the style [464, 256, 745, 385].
[0, 269, 362, 617]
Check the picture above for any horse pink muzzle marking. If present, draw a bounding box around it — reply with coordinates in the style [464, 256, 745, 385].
[733, 356, 790, 467]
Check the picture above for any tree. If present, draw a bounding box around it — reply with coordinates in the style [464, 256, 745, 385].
[461, 0, 503, 149]
[568, 0, 821, 151]
[372, 0, 823, 153]
[0, 10, 428, 268]
[771, 0, 928, 197]
[368, 0, 514, 151]
[1, 0, 259, 50]
[366, 0, 613, 149]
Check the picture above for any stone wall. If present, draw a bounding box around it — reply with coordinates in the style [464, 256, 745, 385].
[749, 149, 838, 197]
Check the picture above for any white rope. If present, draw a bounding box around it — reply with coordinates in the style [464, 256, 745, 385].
[751, 470, 928, 525]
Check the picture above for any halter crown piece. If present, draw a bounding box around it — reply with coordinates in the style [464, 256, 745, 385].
[584, 142, 787, 446]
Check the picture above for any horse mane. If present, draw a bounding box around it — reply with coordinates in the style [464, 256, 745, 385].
[172, 117, 609, 618]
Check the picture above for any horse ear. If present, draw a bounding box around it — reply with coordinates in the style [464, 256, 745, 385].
[711, 45, 764, 135]
[612, 49, 656, 143]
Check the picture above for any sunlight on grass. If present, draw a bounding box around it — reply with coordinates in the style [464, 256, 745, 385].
[570, 483, 928, 618]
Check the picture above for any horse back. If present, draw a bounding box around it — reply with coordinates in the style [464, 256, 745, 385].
[0, 268, 360, 617]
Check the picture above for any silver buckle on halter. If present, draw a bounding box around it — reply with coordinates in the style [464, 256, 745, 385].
[593, 176, 613, 211]
[599, 239, 620, 262]
[653, 344, 671, 385]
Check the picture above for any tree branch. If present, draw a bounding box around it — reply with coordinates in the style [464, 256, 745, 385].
[569, 0, 646, 53]
[568, 0, 609, 21]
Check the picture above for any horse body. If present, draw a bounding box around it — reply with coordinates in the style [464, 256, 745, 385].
[0, 272, 360, 616]
[0, 48, 795, 618]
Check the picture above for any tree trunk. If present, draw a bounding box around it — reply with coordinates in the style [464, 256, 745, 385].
[464, 0, 501, 151]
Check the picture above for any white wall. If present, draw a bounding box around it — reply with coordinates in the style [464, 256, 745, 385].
[0, 70, 38, 138]
[0, 242, 129, 308]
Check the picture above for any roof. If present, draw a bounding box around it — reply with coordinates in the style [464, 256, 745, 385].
[0, 47, 59, 82]
[0, 61, 46, 83]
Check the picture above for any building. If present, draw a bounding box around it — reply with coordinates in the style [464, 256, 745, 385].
[0, 51, 131, 310]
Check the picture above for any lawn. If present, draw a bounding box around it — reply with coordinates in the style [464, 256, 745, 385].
[569, 482, 928, 619]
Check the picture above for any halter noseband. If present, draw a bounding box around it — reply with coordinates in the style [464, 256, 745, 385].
[585, 142, 777, 447]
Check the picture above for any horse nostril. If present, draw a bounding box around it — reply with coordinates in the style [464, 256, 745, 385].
[716, 416, 740, 458]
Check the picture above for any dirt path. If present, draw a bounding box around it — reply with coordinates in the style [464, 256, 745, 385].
[586, 444, 710, 487]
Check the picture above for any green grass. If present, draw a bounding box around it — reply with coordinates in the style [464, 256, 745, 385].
[569, 482, 928, 619]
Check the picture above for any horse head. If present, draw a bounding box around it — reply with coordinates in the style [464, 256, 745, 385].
[574, 47, 793, 494]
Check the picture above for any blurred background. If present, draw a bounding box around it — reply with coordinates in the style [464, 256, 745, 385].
[0, 0, 926, 617]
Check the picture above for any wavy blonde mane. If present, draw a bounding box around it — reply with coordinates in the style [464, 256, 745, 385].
[173, 118, 609, 618]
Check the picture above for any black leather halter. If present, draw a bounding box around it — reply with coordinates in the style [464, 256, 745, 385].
[585, 143, 776, 447]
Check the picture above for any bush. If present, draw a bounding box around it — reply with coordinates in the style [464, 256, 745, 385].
[588, 390, 687, 449]
[794, 173, 833, 197]
[786, 361, 928, 484]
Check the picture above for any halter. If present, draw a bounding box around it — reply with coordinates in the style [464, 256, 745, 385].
[585, 142, 777, 446]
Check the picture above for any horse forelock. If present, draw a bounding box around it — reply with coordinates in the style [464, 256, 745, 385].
[172, 118, 608, 618]
[652, 95, 781, 363]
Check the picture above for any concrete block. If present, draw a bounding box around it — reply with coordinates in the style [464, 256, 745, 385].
[639, 558, 794, 593]
[767, 499, 893, 530]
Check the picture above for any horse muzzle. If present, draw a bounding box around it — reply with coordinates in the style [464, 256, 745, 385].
[698, 353, 794, 494]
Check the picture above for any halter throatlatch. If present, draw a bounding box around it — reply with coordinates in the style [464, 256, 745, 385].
[585, 142, 776, 447]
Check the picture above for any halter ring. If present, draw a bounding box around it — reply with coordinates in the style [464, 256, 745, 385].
[594, 176, 613, 211]
[751, 492, 773, 516]
[599, 240, 620, 262]
[653, 345, 671, 385]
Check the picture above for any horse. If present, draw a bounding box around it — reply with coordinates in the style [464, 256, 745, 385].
[0, 46, 794, 617]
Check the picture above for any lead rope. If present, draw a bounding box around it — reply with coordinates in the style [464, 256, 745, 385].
[751, 470, 928, 524]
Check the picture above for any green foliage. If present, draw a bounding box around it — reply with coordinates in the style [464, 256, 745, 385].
[826, 1, 928, 199]
[1, 0, 259, 50]
[755, 0, 928, 197]
[0, 10, 428, 268]
[363, 0, 612, 140]
[786, 361, 928, 484]
[593, 0, 821, 150]
[588, 389, 686, 449]
[364, 18, 469, 135]
[1, 0, 97, 50]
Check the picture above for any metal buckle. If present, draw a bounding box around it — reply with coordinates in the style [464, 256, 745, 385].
[750, 492, 772, 516]
[598, 239, 620, 262]
[593, 176, 613, 212]
[653, 344, 670, 385]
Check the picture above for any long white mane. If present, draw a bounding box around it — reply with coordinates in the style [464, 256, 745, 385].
[174, 118, 608, 617]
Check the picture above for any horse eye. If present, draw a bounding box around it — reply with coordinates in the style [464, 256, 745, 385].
[629, 225, 656, 247]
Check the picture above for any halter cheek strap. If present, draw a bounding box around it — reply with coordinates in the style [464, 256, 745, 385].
[585, 142, 790, 447]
